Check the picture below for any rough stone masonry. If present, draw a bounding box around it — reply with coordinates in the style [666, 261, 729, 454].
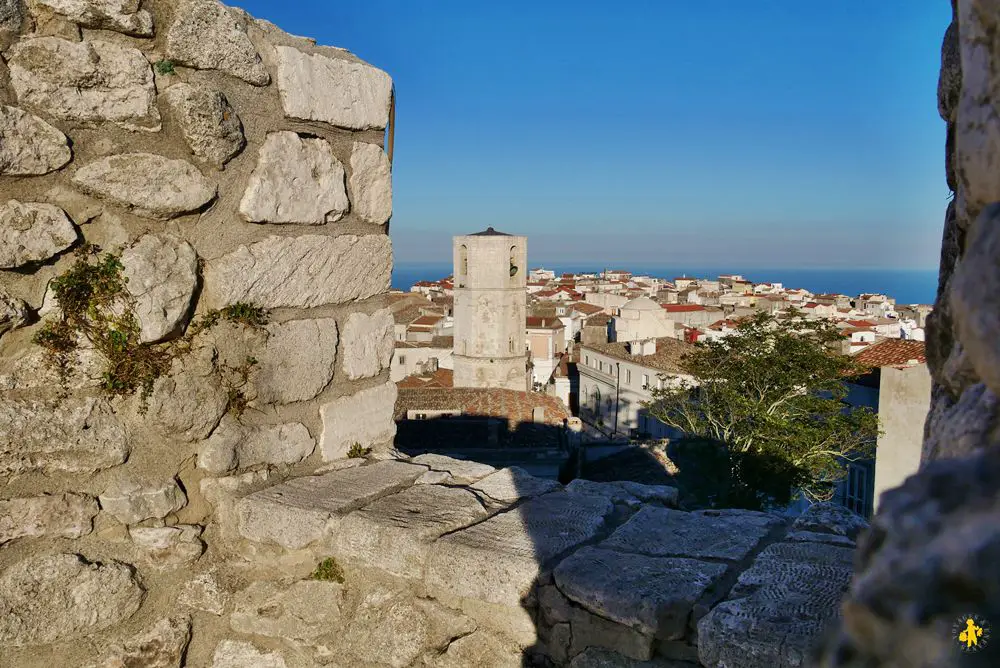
[0, 1, 923, 668]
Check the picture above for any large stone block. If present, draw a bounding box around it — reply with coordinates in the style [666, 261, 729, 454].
[555, 547, 728, 641]
[165, 0, 269, 86]
[0, 493, 99, 544]
[237, 460, 425, 549]
[410, 453, 496, 484]
[790, 501, 869, 541]
[163, 83, 245, 167]
[0, 553, 144, 647]
[432, 630, 523, 668]
[600, 506, 781, 561]
[72, 153, 216, 220]
[121, 234, 198, 343]
[0, 396, 130, 477]
[0, 199, 77, 268]
[336, 484, 487, 578]
[340, 585, 476, 668]
[211, 641, 286, 668]
[273, 45, 392, 130]
[198, 417, 315, 474]
[697, 541, 854, 668]
[131, 525, 205, 570]
[147, 345, 229, 442]
[569, 648, 695, 667]
[99, 477, 187, 524]
[32, 0, 155, 36]
[0, 105, 72, 175]
[0, 288, 29, 337]
[349, 141, 393, 224]
[938, 21, 961, 123]
[255, 318, 339, 404]
[319, 381, 398, 460]
[6, 37, 160, 130]
[230, 579, 344, 641]
[239, 132, 349, 225]
[425, 492, 613, 608]
[469, 466, 562, 503]
[85, 617, 191, 668]
[340, 308, 394, 380]
[203, 234, 392, 309]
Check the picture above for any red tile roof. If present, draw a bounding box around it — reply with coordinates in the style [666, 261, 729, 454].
[394, 387, 570, 426]
[410, 314, 444, 327]
[570, 302, 604, 315]
[526, 316, 565, 329]
[661, 304, 705, 312]
[397, 368, 454, 389]
[846, 319, 877, 328]
[853, 339, 926, 368]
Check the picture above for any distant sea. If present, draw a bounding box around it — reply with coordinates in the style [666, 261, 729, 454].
[392, 263, 940, 306]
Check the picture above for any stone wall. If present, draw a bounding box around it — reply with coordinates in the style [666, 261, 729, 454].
[816, 1, 1000, 665]
[0, 1, 397, 665]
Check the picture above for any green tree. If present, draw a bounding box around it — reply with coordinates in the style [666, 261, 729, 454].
[645, 310, 879, 510]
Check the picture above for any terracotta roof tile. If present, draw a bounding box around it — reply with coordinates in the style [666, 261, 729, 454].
[394, 387, 570, 426]
[662, 304, 705, 312]
[580, 337, 693, 374]
[853, 339, 926, 368]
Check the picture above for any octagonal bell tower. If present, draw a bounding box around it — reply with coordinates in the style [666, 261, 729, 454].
[452, 227, 528, 391]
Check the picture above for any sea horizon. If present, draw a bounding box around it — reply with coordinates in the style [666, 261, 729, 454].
[392, 263, 940, 306]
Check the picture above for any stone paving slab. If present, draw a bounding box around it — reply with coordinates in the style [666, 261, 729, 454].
[236, 460, 426, 549]
[554, 546, 728, 640]
[335, 484, 487, 578]
[468, 466, 561, 503]
[411, 453, 497, 484]
[600, 506, 782, 561]
[425, 491, 613, 608]
[697, 541, 855, 668]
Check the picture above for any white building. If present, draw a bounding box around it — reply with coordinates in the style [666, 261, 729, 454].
[611, 297, 675, 343]
[578, 337, 695, 439]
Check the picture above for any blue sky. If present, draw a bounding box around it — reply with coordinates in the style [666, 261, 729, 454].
[235, 1, 952, 269]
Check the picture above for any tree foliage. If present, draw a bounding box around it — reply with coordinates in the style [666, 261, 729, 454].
[645, 310, 879, 509]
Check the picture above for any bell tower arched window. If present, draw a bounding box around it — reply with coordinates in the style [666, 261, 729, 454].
[458, 245, 468, 288]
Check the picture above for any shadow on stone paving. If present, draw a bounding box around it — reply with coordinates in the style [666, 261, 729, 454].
[394, 417, 870, 667]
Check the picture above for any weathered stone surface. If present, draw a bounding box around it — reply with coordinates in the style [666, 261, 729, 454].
[469, 466, 562, 503]
[566, 479, 677, 508]
[319, 382, 398, 460]
[0, 396, 130, 476]
[131, 525, 204, 569]
[336, 484, 486, 578]
[340, 308, 394, 380]
[6, 37, 160, 129]
[204, 234, 392, 309]
[417, 469, 452, 485]
[0, 289, 29, 337]
[0, 493, 99, 544]
[0, 333, 104, 391]
[0, 199, 77, 268]
[569, 648, 697, 667]
[199, 417, 315, 474]
[237, 460, 425, 549]
[922, 381, 1000, 461]
[426, 492, 613, 608]
[938, 21, 960, 122]
[0, 105, 72, 175]
[952, 203, 1000, 397]
[341, 586, 476, 668]
[955, 2, 1000, 224]
[0, 553, 143, 647]
[601, 506, 780, 561]
[784, 530, 856, 548]
[698, 541, 854, 668]
[350, 141, 392, 224]
[86, 617, 191, 668]
[432, 630, 523, 668]
[555, 547, 728, 640]
[32, 0, 154, 36]
[411, 453, 496, 484]
[166, 0, 269, 86]
[254, 318, 338, 404]
[99, 478, 187, 524]
[121, 234, 198, 343]
[211, 641, 286, 668]
[73, 153, 216, 220]
[274, 45, 392, 130]
[817, 448, 1000, 667]
[230, 579, 343, 641]
[164, 84, 245, 166]
[791, 501, 869, 541]
[617, 481, 679, 506]
[569, 606, 656, 663]
[178, 571, 228, 615]
[147, 345, 229, 442]
[239, 132, 348, 224]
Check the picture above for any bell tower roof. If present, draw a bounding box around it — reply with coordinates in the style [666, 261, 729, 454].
[469, 226, 512, 236]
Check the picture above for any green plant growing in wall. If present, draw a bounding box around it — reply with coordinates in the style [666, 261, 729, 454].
[347, 442, 372, 458]
[310, 557, 345, 583]
[154, 59, 176, 75]
[34, 245, 270, 415]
